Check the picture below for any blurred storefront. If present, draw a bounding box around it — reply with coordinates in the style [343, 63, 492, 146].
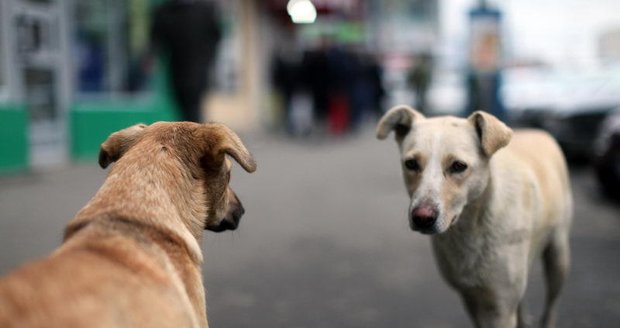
[0, 0, 265, 172]
[0, 0, 70, 171]
[0, 0, 170, 172]
[0, 0, 440, 173]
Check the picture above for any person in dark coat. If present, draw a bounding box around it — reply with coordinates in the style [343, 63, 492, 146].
[301, 48, 330, 128]
[271, 50, 300, 134]
[151, 0, 222, 122]
[349, 51, 385, 131]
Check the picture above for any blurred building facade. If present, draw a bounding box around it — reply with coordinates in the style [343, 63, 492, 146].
[0, 0, 441, 173]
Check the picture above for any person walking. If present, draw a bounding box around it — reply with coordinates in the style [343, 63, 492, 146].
[151, 0, 222, 122]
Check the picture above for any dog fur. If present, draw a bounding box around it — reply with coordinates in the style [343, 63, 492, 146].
[377, 105, 572, 328]
[0, 122, 256, 328]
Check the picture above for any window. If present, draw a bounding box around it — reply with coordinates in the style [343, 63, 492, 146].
[72, 0, 152, 96]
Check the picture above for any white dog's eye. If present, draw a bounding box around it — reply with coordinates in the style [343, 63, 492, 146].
[449, 160, 468, 174]
[404, 159, 421, 172]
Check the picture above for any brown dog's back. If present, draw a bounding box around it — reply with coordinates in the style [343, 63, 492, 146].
[0, 219, 196, 327]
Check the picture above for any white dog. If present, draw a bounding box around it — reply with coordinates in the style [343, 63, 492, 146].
[377, 105, 572, 328]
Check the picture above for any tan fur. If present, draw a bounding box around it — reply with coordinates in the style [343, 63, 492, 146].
[0, 122, 256, 328]
[378, 106, 572, 328]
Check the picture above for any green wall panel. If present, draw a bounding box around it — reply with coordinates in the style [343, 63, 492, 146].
[70, 99, 179, 161]
[0, 104, 28, 173]
[69, 59, 180, 161]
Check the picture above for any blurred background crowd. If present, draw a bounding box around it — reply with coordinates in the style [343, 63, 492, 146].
[2, 0, 619, 195]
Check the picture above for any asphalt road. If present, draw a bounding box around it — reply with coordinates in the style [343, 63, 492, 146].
[1, 126, 619, 327]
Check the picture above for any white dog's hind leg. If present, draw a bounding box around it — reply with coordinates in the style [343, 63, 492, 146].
[541, 231, 570, 328]
[517, 301, 531, 328]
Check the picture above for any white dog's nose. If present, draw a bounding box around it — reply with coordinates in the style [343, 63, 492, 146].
[411, 205, 438, 230]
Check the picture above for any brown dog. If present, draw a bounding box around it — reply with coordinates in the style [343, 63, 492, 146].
[0, 122, 256, 327]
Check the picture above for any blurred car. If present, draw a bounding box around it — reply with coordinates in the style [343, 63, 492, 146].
[502, 65, 620, 160]
[502, 67, 562, 128]
[593, 109, 620, 199]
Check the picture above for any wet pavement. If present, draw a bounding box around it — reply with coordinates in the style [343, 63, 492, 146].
[1, 126, 619, 327]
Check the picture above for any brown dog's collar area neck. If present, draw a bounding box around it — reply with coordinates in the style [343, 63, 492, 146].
[64, 220, 92, 241]
[64, 215, 202, 264]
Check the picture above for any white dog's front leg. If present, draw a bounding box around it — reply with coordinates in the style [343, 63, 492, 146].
[461, 288, 521, 328]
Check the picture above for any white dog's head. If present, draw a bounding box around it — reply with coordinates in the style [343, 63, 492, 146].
[377, 105, 512, 234]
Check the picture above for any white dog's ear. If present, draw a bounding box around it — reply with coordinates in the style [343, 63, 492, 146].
[99, 123, 148, 169]
[202, 123, 257, 173]
[467, 111, 513, 157]
[376, 105, 425, 140]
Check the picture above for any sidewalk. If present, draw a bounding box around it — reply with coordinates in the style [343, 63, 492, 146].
[1, 126, 619, 327]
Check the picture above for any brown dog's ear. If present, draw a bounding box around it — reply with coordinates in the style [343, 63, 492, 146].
[467, 111, 513, 157]
[98, 123, 148, 168]
[204, 123, 257, 173]
[376, 105, 424, 140]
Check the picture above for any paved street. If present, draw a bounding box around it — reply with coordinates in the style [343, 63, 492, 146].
[1, 126, 619, 327]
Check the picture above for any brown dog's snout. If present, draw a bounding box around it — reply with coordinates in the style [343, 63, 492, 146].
[221, 196, 244, 231]
[231, 201, 245, 221]
[411, 204, 438, 231]
[207, 192, 245, 233]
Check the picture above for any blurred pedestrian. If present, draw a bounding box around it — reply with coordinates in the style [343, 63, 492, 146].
[349, 51, 385, 130]
[325, 45, 352, 135]
[271, 49, 301, 134]
[348, 51, 373, 131]
[407, 53, 433, 114]
[368, 55, 385, 120]
[301, 41, 330, 131]
[151, 0, 222, 123]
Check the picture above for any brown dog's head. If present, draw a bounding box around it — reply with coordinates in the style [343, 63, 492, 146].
[98, 122, 256, 233]
[377, 105, 512, 234]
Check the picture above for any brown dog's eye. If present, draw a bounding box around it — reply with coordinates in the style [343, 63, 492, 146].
[449, 161, 468, 174]
[404, 159, 421, 172]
